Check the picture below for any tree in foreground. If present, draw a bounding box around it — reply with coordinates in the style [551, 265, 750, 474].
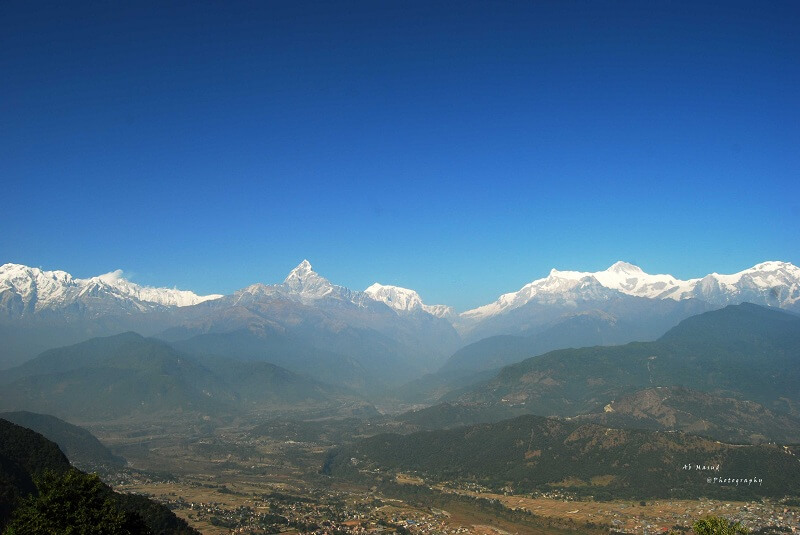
[692, 516, 749, 535]
[4, 469, 147, 534]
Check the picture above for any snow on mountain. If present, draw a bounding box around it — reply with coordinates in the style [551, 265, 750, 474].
[90, 269, 223, 307]
[460, 270, 618, 321]
[232, 260, 370, 307]
[0, 263, 221, 316]
[364, 283, 455, 318]
[4, 259, 798, 325]
[229, 261, 458, 324]
[461, 261, 800, 321]
[689, 261, 800, 308]
[283, 259, 338, 300]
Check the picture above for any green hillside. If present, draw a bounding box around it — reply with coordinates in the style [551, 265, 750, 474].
[576, 386, 800, 444]
[442, 311, 653, 374]
[454, 304, 800, 420]
[324, 414, 800, 500]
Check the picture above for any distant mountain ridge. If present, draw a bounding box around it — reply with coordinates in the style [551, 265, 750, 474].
[0, 261, 461, 377]
[0, 263, 221, 318]
[454, 303, 800, 419]
[4, 259, 797, 321]
[2, 259, 799, 387]
[459, 260, 800, 323]
[0, 332, 357, 422]
[161, 261, 462, 386]
[364, 283, 455, 318]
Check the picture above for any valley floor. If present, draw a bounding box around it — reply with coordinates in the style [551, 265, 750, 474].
[436, 487, 799, 534]
[87, 418, 800, 535]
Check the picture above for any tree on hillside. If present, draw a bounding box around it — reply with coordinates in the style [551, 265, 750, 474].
[3, 469, 148, 534]
[692, 516, 749, 535]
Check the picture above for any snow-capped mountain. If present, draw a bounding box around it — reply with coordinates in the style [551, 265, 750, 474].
[282, 259, 342, 301]
[461, 260, 800, 322]
[158, 260, 463, 386]
[230, 260, 457, 321]
[0, 263, 221, 318]
[460, 270, 618, 322]
[689, 261, 800, 308]
[230, 260, 375, 309]
[2, 257, 798, 387]
[364, 283, 455, 319]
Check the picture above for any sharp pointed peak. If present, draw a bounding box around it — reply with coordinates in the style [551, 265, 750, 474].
[284, 259, 315, 280]
[294, 259, 313, 271]
[282, 259, 336, 298]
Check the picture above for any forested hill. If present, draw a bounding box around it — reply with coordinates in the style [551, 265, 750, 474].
[0, 411, 124, 469]
[324, 414, 800, 500]
[454, 303, 800, 418]
[0, 418, 198, 534]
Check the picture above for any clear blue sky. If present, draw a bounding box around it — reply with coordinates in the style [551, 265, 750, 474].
[2, 1, 798, 311]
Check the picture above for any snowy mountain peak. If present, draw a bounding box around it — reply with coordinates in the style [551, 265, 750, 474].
[282, 260, 339, 300]
[460, 261, 800, 322]
[364, 283, 455, 319]
[0, 262, 221, 315]
[607, 261, 644, 274]
[750, 260, 797, 273]
[287, 259, 314, 277]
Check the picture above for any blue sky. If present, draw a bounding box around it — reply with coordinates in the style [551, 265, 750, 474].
[2, 1, 798, 310]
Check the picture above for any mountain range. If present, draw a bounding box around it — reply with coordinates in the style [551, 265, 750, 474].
[3, 260, 798, 323]
[1, 299, 798, 447]
[0, 262, 220, 316]
[452, 303, 800, 419]
[1, 259, 799, 390]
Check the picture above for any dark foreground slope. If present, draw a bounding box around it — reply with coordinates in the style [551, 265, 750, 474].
[0, 411, 124, 469]
[0, 418, 197, 533]
[454, 304, 800, 420]
[324, 414, 800, 501]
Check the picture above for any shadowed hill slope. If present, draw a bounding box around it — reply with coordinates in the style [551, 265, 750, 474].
[454, 304, 800, 420]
